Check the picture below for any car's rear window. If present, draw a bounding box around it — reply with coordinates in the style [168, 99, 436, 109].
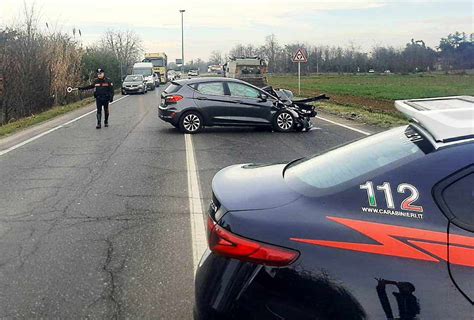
[196, 82, 225, 95]
[164, 82, 182, 94]
[285, 126, 434, 189]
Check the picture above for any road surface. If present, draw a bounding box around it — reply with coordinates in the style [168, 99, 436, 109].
[0, 88, 370, 319]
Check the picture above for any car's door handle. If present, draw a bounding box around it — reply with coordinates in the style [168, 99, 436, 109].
[231, 100, 242, 104]
[196, 96, 208, 100]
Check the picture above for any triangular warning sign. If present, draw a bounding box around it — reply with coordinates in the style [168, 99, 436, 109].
[292, 48, 308, 63]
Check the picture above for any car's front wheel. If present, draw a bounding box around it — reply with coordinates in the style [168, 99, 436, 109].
[273, 110, 295, 132]
[179, 111, 203, 134]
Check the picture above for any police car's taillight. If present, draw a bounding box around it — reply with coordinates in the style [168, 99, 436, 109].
[165, 95, 183, 104]
[206, 216, 299, 267]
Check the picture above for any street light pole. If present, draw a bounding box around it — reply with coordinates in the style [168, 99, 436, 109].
[180, 9, 185, 75]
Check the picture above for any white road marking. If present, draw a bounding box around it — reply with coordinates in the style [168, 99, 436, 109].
[0, 95, 129, 156]
[316, 116, 371, 136]
[184, 134, 207, 274]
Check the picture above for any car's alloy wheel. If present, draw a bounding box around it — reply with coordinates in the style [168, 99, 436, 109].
[180, 112, 202, 133]
[274, 111, 294, 132]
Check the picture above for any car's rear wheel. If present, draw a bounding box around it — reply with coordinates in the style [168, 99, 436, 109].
[179, 111, 203, 134]
[273, 110, 294, 132]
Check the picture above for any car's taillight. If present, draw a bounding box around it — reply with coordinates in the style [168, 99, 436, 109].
[206, 216, 299, 267]
[165, 95, 183, 104]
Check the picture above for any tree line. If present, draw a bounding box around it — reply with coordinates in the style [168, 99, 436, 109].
[0, 5, 142, 125]
[1, 5, 472, 125]
[205, 32, 473, 75]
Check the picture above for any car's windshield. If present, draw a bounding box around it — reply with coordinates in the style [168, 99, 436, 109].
[125, 75, 143, 81]
[146, 58, 165, 67]
[285, 126, 434, 189]
[133, 68, 152, 76]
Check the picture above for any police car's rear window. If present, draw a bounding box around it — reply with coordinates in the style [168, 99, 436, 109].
[286, 126, 433, 189]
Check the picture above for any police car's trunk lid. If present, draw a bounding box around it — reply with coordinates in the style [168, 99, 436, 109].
[211, 163, 300, 211]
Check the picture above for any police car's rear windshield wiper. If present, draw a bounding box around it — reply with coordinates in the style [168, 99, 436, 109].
[282, 157, 304, 177]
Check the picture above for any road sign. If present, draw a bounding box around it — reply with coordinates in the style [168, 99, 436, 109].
[292, 48, 308, 63]
[292, 48, 307, 95]
[176, 58, 183, 65]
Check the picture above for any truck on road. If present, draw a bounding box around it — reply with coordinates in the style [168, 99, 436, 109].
[143, 53, 168, 83]
[224, 57, 268, 87]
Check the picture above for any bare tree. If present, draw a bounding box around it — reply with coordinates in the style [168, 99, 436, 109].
[208, 50, 223, 65]
[228, 44, 261, 58]
[101, 30, 142, 76]
[0, 2, 84, 124]
[263, 34, 279, 73]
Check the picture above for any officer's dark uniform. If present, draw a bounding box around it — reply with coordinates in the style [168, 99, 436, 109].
[78, 69, 114, 128]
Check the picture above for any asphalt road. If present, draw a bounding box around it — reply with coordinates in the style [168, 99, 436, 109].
[0, 87, 368, 319]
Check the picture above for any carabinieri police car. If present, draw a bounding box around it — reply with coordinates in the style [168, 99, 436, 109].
[195, 96, 473, 319]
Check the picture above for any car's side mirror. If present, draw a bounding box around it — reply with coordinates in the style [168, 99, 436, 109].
[260, 93, 268, 102]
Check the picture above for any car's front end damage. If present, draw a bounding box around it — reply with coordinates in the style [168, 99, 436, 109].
[263, 86, 329, 132]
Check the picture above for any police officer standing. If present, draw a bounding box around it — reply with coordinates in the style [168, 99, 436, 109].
[77, 68, 114, 129]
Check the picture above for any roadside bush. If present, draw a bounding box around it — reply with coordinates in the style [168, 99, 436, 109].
[0, 15, 83, 124]
[0, 6, 141, 125]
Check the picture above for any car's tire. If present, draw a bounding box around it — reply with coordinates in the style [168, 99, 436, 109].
[122, 90, 127, 95]
[273, 110, 295, 132]
[179, 111, 203, 134]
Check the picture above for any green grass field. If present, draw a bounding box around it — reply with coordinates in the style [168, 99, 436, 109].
[268, 74, 473, 101]
[268, 73, 474, 127]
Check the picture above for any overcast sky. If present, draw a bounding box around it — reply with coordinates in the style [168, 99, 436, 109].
[1, 0, 472, 62]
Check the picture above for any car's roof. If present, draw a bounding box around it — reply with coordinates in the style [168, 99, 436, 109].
[172, 77, 248, 86]
[395, 96, 474, 147]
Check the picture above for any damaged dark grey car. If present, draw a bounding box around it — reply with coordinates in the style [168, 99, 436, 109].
[158, 77, 328, 134]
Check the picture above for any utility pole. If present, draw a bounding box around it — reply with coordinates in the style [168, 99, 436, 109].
[315, 48, 319, 74]
[180, 9, 185, 75]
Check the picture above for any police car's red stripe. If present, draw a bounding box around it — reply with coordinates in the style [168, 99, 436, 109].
[290, 216, 474, 268]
